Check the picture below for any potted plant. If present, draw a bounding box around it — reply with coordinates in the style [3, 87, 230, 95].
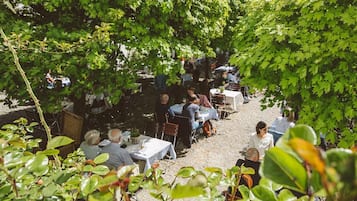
[130, 128, 140, 144]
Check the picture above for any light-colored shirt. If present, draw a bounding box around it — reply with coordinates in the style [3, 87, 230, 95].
[248, 133, 274, 160]
[271, 117, 295, 134]
[79, 142, 101, 160]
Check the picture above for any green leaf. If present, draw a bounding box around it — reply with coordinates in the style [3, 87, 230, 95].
[287, 125, 317, 145]
[241, 166, 255, 175]
[0, 184, 12, 197]
[25, 154, 49, 176]
[93, 153, 109, 164]
[238, 185, 250, 200]
[88, 191, 114, 201]
[262, 147, 308, 194]
[46, 136, 73, 149]
[81, 176, 99, 196]
[2, 124, 18, 131]
[128, 175, 144, 192]
[326, 148, 352, 174]
[117, 165, 136, 179]
[205, 167, 223, 173]
[259, 178, 282, 191]
[176, 166, 196, 178]
[83, 165, 94, 172]
[29, 122, 39, 127]
[37, 149, 60, 156]
[252, 185, 277, 201]
[92, 165, 110, 175]
[42, 183, 57, 197]
[277, 189, 297, 201]
[54, 172, 74, 184]
[171, 184, 205, 199]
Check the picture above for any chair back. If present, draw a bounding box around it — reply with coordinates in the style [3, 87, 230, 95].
[227, 83, 241, 91]
[170, 115, 193, 148]
[211, 94, 225, 105]
[62, 110, 83, 147]
[162, 122, 179, 137]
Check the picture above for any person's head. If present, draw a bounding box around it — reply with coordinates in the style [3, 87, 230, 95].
[160, 93, 169, 104]
[188, 94, 199, 104]
[256, 121, 267, 136]
[284, 107, 295, 122]
[245, 148, 260, 162]
[108, 128, 122, 143]
[84, 130, 101, 145]
[187, 86, 196, 96]
[222, 71, 228, 79]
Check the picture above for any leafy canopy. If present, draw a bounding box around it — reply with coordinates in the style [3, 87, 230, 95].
[0, 0, 229, 113]
[230, 0, 357, 148]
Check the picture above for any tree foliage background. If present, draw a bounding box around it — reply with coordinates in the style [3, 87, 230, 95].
[0, 0, 229, 114]
[230, 0, 357, 148]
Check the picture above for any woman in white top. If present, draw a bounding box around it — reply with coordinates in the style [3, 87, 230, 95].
[248, 121, 274, 160]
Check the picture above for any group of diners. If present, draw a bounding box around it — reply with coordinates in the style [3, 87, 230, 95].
[155, 85, 218, 145]
[79, 129, 134, 170]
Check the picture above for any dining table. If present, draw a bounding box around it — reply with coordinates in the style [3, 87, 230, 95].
[123, 135, 177, 172]
[209, 88, 244, 112]
[169, 103, 219, 121]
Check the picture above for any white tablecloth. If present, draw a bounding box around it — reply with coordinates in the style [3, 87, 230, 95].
[210, 89, 244, 111]
[125, 135, 176, 171]
[169, 104, 219, 121]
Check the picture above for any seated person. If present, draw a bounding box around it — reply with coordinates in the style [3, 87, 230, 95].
[214, 70, 229, 89]
[182, 95, 201, 130]
[248, 121, 274, 160]
[155, 92, 171, 123]
[270, 107, 295, 144]
[155, 92, 171, 135]
[235, 148, 261, 186]
[227, 148, 261, 198]
[181, 70, 193, 88]
[79, 130, 101, 160]
[100, 129, 134, 170]
[186, 86, 213, 108]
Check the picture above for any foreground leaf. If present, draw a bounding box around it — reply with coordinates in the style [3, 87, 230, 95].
[171, 184, 205, 199]
[289, 138, 325, 175]
[47, 136, 73, 149]
[262, 147, 307, 194]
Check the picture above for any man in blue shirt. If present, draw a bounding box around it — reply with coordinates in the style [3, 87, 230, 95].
[100, 129, 134, 170]
[182, 95, 201, 130]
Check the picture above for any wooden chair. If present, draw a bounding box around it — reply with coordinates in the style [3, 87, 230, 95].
[227, 83, 241, 91]
[59, 110, 83, 157]
[161, 122, 179, 147]
[211, 94, 231, 119]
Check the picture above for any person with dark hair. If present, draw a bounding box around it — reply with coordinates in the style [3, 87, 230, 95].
[182, 95, 201, 130]
[186, 86, 213, 108]
[248, 121, 274, 160]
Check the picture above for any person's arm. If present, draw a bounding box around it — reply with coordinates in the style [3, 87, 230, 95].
[269, 135, 275, 148]
[121, 150, 134, 165]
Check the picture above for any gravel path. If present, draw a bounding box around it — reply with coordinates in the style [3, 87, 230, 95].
[136, 94, 280, 200]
